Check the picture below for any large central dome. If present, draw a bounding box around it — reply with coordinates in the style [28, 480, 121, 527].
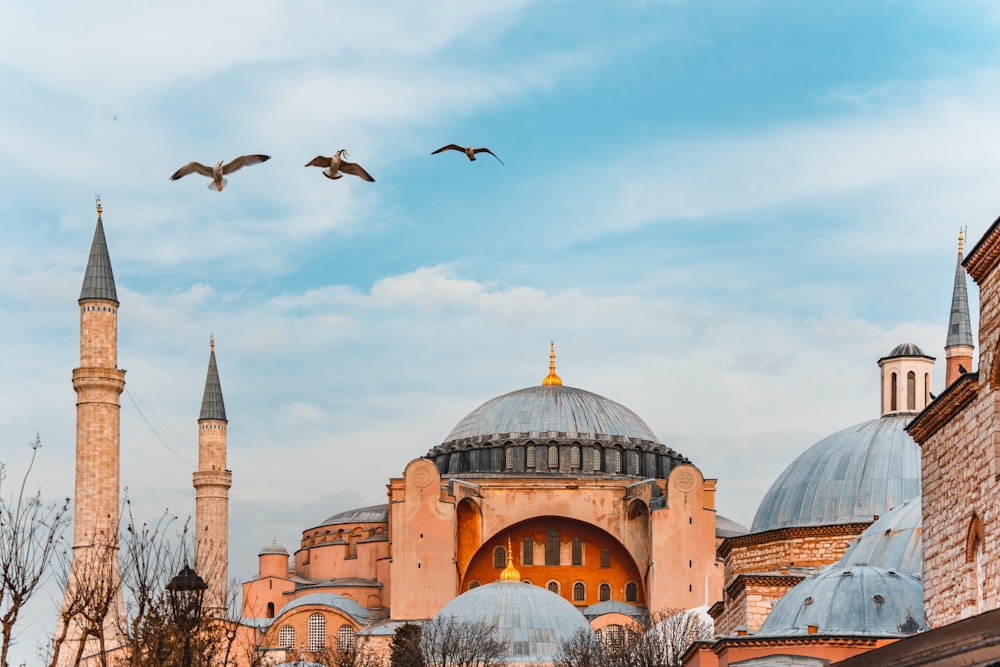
[443, 384, 660, 445]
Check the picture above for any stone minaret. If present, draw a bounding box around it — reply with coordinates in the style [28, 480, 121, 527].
[945, 228, 974, 387]
[194, 337, 232, 615]
[56, 199, 126, 664]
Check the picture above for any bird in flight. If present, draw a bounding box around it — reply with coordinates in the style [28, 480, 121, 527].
[431, 144, 504, 165]
[305, 149, 375, 182]
[170, 155, 271, 191]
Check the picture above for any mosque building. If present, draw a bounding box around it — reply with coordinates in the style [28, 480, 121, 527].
[58, 199, 1000, 666]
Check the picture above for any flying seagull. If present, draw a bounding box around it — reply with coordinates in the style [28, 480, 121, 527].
[170, 155, 271, 191]
[305, 149, 375, 182]
[431, 144, 504, 165]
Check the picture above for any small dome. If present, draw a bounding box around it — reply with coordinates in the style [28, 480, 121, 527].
[442, 384, 660, 445]
[880, 342, 931, 361]
[320, 504, 389, 528]
[751, 415, 920, 532]
[758, 565, 926, 637]
[839, 497, 922, 576]
[433, 580, 593, 663]
[258, 540, 288, 556]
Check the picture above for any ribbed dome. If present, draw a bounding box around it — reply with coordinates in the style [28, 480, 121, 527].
[839, 497, 922, 576]
[258, 540, 288, 556]
[443, 384, 659, 445]
[320, 504, 388, 528]
[881, 342, 930, 360]
[434, 580, 594, 663]
[758, 565, 926, 637]
[751, 415, 920, 532]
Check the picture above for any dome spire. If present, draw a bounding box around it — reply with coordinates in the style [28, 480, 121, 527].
[500, 535, 521, 582]
[541, 341, 562, 386]
[945, 227, 974, 386]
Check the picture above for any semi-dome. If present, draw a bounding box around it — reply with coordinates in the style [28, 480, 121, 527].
[838, 497, 922, 576]
[758, 565, 926, 637]
[751, 415, 920, 532]
[433, 579, 594, 663]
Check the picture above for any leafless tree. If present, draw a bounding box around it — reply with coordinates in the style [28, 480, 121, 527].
[312, 632, 386, 667]
[419, 617, 508, 667]
[646, 608, 713, 667]
[566, 609, 714, 667]
[554, 628, 605, 667]
[0, 435, 71, 667]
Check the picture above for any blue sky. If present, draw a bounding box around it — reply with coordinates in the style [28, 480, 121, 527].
[1, 0, 997, 658]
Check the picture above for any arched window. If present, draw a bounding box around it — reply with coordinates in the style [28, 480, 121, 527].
[599, 625, 626, 653]
[547, 581, 560, 594]
[907, 371, 916, 410]
[266, 602, 275, 618]
[526, 445, 536, 469]
[572, 538, 583, 565]
[494, 546, 506, 568]
[523, 537, 534, 566]
[278, 625, 295, 649]
[573, 582, 586, 602]
[338, 625, 356, 653]
[570, 446, 580, 468]
[599, 583, 611, 601]
[307, 613, 326, 652]
[625, 582, 638, 602]
[974, 537, 985, 612]
[600, 548, 611, 568]
[891, 372, 898, 411]
[925, 372, 931, 404]
[548, 445, 559, 469]
[505, 447, 513, 470]
[545, 528, 560, 566]
[468, 580, 481, 589]
[611, 449, 622, 473]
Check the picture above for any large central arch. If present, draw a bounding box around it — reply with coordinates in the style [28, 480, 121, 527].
[460, 516, 646, 608]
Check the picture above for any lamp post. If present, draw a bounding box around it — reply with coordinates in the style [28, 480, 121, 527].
[166, 564, 208, 667]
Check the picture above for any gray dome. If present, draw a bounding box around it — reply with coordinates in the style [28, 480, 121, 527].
[751, 415, 920, 532]
[758, 565, 926, 637]
[434, 580, 594, 663]
[880, 342, 932, 360]
[839, 497, 922, 576]
[258, 540, 288, 556]
[443, 384, 660, 445]
[320, 504, 389, 528]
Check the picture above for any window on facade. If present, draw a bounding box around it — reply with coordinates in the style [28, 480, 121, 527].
[548, 581, 559, 594]
[548, 445, 559, 469]
[307, 613, 326, 652]
[599, 625, 626, 653]
[599, 583, 611, 601]
[278, 625, 295, 649]
[469, 580, 481, 589]
[975, 537, 986, 612]
[545, 528, 560, 565]
[907, 371, 916, 410]
[601, 548, 610, 568]
[925, 373, 931, 404]
[494, 546, 506, 568]
[526, 445, 536, 469]
[625, 582, 638, 602]
[570, 446, 580, 468]
[337, 625, 356, 653]
[572, 538, 583, 565]
[611, 449, 621, 473]
[573, 582, 586, 602]
[523, 537, 534, 565]
[266, 602, 275, 618]
[505, 448, 513, 470]
[891, 372, 898, 411]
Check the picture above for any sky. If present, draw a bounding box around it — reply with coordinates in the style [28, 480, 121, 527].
[1, 0, 999, 661]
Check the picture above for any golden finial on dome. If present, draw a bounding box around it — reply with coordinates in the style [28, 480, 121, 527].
[500, 535, 521, 582]
[541, 341, 562, 386]
[95, 195, 102, 220]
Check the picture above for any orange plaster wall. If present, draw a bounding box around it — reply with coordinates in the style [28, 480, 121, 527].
[241, 576, 296, 619]
[711, 639, 897, 667]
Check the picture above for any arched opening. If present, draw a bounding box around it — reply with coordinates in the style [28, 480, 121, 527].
[337, 625, 356, 653]
[266, 602, 274, 618]
[625, 581, 638, 602]
[599, 583, 611, 601]
[547, 581, 560, 594]
[278, 625, 295, 649]
[307, 613, 326, 652]
[523, 536, 534, 565]
[494, 546, 506, 568]
[546, 528, 560, 565]
[907, 371, 916, 410]
[573, 582, 586, 602]
[890, 372, 898, 411]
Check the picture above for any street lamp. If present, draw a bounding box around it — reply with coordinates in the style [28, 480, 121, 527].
[166, 564, 208, 667]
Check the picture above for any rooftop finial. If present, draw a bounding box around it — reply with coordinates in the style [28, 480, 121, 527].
[500, 535, 521, 582]
[542, 341, 562, 386]
[96, 195, 102, 220]
[959, 227, 964, 255]
[210, 334, 215, 352]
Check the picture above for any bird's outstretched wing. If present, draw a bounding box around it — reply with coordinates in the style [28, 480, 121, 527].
[222, 154, 271, 174]
[170, 162, 213, 181]
[431, 144, 465, 155]
[305, 156, 331, 168]
[474, 148, 504, 165]
[340, 161, 375, 182]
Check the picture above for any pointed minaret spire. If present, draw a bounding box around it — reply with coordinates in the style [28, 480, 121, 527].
[945, 228, 974, 387]
[541, 341, 563, 386]
[79, 196, 119, 304]
[199, 334, 228, 422]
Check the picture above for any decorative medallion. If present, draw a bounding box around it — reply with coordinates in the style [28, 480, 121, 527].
[674, 468, 697, 493]
[411, 461, 435, 488]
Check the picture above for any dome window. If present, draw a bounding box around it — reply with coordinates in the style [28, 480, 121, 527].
[625, 582, 638, 602]
[266, 602, 274, 618]
[907, 371, 916, 411]
[572, 538, 583, 565]
[494, 546, 506, 569]
[526, 444, 536, 469]
[307, 613, 326, 652]
[547, 581, 560, 594]
[599, 583, 611, 601]
[523, 537, 534, 565]
[548, 445, 559, 469]
[573, 582, 586, 602]
[278, 625, 294, 649]
[545, 529, 560, 565]
[600, 549, 610, 568]
[337, 625, 356, 653]
[570, 446, 580, 469]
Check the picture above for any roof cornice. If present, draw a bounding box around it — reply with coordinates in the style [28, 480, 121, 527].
[906, 372, 979, 444]
[718, 523, 870, 558]
[963, 213, 1000, 284]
